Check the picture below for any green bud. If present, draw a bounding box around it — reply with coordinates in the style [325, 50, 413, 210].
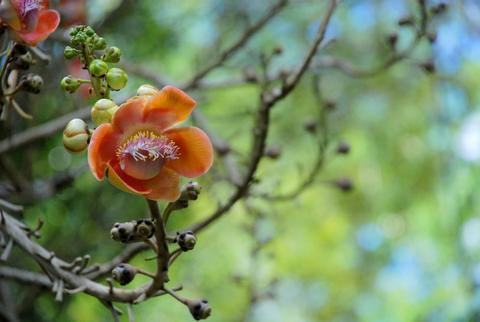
[64, 46, 78, 59]
[106, 68, 128, 91]
[88, 59, 108, 77]
[94, 37, 107, 50]
[84, 26, 95, 37]
[71, 32, 87, 46]
[103, 46, 121, 63]
[61, 75, 80, 94]
[137, 84, 158, 96]
[63, 118, 89, 153]
[91, 98, 119, 126]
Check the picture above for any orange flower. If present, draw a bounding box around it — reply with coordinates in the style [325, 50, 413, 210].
[88, 86, 214, 201]
[0, 0, 60, 46]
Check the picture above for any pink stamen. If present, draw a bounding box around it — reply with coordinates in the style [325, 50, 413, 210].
[116, 131, 180, 165]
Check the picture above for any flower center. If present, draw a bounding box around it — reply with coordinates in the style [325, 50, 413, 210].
[116, 130, 179, 180]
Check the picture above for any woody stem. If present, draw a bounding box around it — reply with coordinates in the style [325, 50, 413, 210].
[145, 199, 169, 296]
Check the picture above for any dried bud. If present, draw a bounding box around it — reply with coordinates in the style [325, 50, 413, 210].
[61, 75, 80, 94]
[12, 52, 34, 70]
[243, 68, 258, 83]
[63, 118, 89, 153]
[88, 59, 108, 77]
[91, 98, 119, 126]
[387, 33, 398, 48]
[303, 119, 317, 133]
[103, 46, 122, 63]
[426, 31, 437, 43]
[420, 60, 435, 73]
[431, 3, 447, 15]
[64, 46, 78, 59]
[21, 74, 43, 94]
[187, 299, 211, 320]
[106, 67, 128, 91]
[112, 263, 137, 285]
[110, 219, 155, 243]
[265, 145, 281, 159]
[334, 177, 353, 192]
[336, 141, 350, 154]
[177, 231, 197, 251]
[12, 44, 28, 56]
[398, 16, 414, 26]
[272, 46, 283, 55]
[137, 84, 159, 96]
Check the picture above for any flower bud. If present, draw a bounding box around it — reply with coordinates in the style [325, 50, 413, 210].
[187, 299, 211, 320]
[177, 231, 197, 251]
[106, 67, 128, 91]
[103, 46, 121, 63]
[336, 141, 350, 154]
[94, 37, 107, 50]
[63, 118, 89, 153]
[88, 59, 108, 77]
[111, 219, 155, 243]
[91, 98, 119, 126]
[137, 84, 158, 96]
[334, 177, 353, 192]
[61, 75, 80, 94]
[112, 263, 137, 285]
[84, 26, 95, 37]
[12, 52, 34, 70]
[180, 181, 201, 201]
[21, 74, 43, 94]
[64, 46, 78, 59]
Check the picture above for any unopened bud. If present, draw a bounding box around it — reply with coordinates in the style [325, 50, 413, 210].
[187, 299, 212, 320]
[336, 141, 350, 154]
[136, 84, 158, 96]
[94, 37, 107, 50]
[398, 16, 414, 26]
[420, 60, 435, 73]
[106, 67, 128, 91]
[63, 118, 89, 153]
[91, 98, 118, 126]
[303, 119, 317, 133]
[103, 46, 121, 63]
[61, 75, 80, 93]
[334, 177, 353, 192]
[265, 145, 281, 159]
[21, 74, 43, 94]
[110, 219, 155, 243]
[431, 3, 447, 15]
[180, 181, 201, 201]
[387, 33, 398, 48]
[177, 231, 197, 251]
[88, 59, 108, 77]
[12, 52, 34, 70]
[112, 263, 137, 285]
[64, 46, 78, 59]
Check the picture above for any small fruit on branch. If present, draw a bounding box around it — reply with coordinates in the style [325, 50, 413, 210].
[175, 231, 197, 251]
[186, 299, 212, 320]
[112, 263, 137, 285]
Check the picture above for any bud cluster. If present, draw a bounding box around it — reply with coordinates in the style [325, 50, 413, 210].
[110, 219, 155, 243]
[61, 25, 128, 97]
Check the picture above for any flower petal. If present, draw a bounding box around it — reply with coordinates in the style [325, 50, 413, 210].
[112, 97, 146, 134]
[146, 86, 196, 129]
[88, 123, 119, 180]
[107, 163, 152, 195]
[143, 167, 181, 201]
[164, 127, 214, 178]
[17, 9, 60, 45]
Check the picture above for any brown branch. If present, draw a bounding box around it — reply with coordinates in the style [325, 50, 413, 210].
[0, 266, 51, 287]
[189, 0, 338, 233]
[182, 0, 288, 90]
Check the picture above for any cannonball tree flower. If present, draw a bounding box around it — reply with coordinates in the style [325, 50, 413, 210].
[88, 86, 214, 201]
[0, 0, 60, 46]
